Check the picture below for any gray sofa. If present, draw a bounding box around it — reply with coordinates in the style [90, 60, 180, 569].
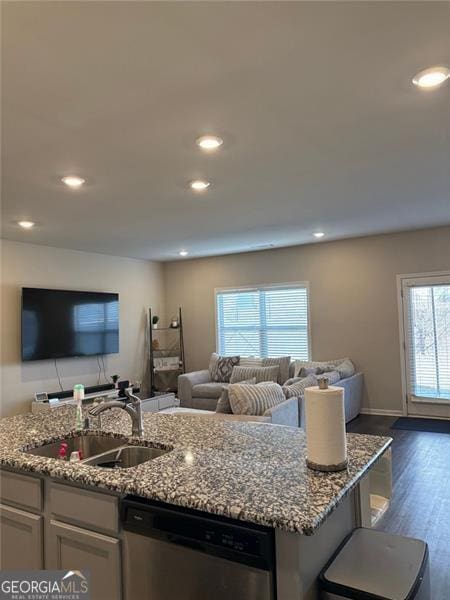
[178, 369, 363, 425]
[160, 396, 299, 427]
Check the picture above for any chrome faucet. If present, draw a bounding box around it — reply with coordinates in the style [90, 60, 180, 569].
[89, 390, 144, 438]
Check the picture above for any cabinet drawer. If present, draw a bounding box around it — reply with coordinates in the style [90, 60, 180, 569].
[50, 482, 119, 535]
[0, 469, 43, 511]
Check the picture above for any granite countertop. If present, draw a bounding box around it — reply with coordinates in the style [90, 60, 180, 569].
[0, 407, 392, 535]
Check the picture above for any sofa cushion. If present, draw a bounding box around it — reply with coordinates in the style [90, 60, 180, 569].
[230, 365, 279, 384]
[192, 382, 228, 399]
[210, 355, 240, 382]
[262, 356, 291, 384]
[228, 382, 285, 416]
[216, 377, 256, 413]
[282, 374, 318, 399]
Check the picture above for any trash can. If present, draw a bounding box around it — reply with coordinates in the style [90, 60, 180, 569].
[319, 528, 430, 599]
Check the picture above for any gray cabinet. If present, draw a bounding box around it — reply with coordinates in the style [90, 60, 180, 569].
[0, 503, 43, 569]
[47, 519, 121, 600]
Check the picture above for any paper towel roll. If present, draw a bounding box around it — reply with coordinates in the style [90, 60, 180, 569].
[304, 385, 347, 472]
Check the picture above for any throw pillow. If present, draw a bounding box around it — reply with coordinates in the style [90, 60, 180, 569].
[335, 359, 355, 379]
[299, 366, 320, 377]
[262, 356, 291, 384]
[284, 376, 303, 386]
[293, 358, 349, 378]
[282, 374, 318, 399]
[230, 365, 279, 384]
[315, 366, 335, 375]
[211, 355, 240, 382]
[316, 370, 341, 386]
[228, 382, 285, 416]
[239, 356, 264, 368]
[215, 377, 256, 413]
[208, 352, 219, 379]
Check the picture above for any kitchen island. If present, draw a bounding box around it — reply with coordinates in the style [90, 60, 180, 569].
[0, 406, 392, 599]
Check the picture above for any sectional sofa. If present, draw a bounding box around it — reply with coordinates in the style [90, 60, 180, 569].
[178, 362, 363, 425]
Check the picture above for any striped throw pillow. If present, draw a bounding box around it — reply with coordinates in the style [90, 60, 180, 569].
[215, 378, 256, 413]
[240, 356, 264, 368]
[230, 365, 279, 384]
[228, 382, 285, 416]
[282, 374, 318, 399]
[262, 356, 291, 384]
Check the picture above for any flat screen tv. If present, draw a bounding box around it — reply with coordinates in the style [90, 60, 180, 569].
[22, 288, 119, 361]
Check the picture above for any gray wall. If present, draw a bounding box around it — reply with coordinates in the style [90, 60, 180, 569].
[1, 240, 164, 416]
[164, 226, 450, 414]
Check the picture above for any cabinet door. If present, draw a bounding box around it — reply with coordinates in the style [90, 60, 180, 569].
[47, 519, 121, 600]
[0, 503, 43, 569]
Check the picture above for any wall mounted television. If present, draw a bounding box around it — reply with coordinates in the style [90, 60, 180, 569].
[21, 288, 119, 361]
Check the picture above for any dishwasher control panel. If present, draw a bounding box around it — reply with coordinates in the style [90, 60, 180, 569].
[122, 496, 275, 570]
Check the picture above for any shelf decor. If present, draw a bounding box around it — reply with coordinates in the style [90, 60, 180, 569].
[148, 307, 185, 396]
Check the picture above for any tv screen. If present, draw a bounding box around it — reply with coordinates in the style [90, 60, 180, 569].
[22, 288, 119, 361]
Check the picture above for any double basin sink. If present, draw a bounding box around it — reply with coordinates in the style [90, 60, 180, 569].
[25, 434, 170, 469]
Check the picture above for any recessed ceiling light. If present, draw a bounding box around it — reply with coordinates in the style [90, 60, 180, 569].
[179, 250, 189, 257]
[196, 135, 223, 151]
[313, 232, 325, 238]
[18, 220, 35, 229]
[189, 179, 211, 191]
[61, 176, 85, 188]
[412, 66, 449, 89]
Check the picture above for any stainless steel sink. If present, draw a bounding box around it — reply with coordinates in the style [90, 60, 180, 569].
[83, 446, 170, 468]
[24, 434, 126, 460]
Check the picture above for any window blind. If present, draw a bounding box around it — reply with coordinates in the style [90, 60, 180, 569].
[216, 285, 310, 359]
[405, 283, 450, 401]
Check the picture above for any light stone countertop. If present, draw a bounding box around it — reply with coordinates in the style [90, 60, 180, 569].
[0, 406, 392, 535]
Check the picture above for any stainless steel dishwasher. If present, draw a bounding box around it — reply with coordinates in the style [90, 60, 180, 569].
[122, 496, 276, 600]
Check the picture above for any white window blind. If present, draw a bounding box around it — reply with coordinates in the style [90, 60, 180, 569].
[216, 284, 310, 359]
[405, 281, 450, 401]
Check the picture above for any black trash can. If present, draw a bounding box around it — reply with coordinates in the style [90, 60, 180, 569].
[319, 528, 430, 599]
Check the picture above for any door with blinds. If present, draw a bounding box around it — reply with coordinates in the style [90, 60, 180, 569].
[400, 273, 450, 418]
[215, 283, 310, 360]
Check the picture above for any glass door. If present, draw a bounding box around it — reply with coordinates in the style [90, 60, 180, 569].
[401, 274, 450, 418]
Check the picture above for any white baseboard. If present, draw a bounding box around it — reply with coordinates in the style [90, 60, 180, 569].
[360, 408, 403, 417]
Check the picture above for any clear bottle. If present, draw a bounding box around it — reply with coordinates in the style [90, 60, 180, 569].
[74, 384, 84, 430]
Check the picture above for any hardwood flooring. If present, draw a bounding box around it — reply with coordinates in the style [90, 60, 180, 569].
[348, 415, 450, 599]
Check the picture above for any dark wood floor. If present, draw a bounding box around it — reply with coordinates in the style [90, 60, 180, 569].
[348, 415, 450, 599]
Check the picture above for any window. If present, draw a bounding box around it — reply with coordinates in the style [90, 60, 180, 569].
[215, 283, 310, 359]
[402, 276, 450, 401]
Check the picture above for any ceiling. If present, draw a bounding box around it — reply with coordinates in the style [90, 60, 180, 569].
[2, 1, 449, 261]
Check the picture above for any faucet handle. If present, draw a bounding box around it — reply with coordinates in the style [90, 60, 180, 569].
[124, 389, 141, 405]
